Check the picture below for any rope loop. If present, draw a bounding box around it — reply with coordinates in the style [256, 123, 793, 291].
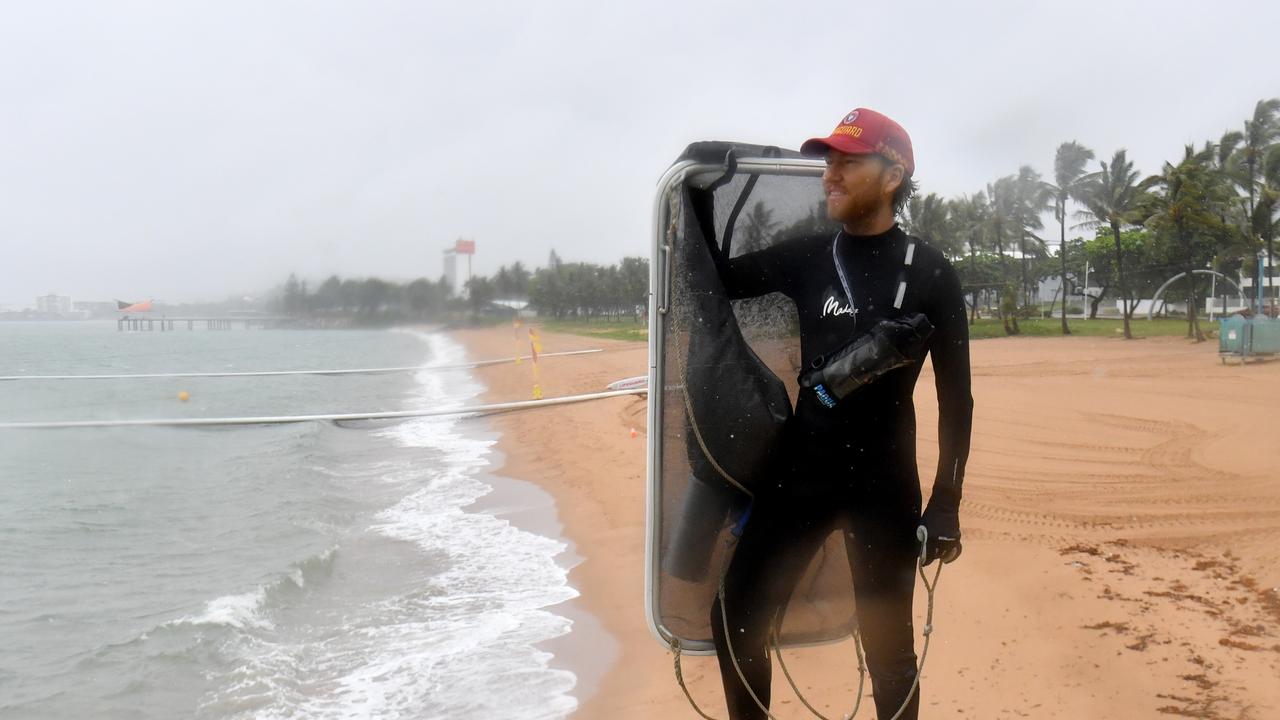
[671, 636, 719, 720]
[675, 532, 946, 720]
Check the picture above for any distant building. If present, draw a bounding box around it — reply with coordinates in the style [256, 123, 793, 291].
[1116, 299, 1188, 316]
[1205, 297, 1252, 315]
[1240, 254, 1277, 301]
[493, 298, 535, 317]
[1036, 275, 1064, 305]
[442, 238, 475, 299]
[74, 300, 119, 318]
[36, 294, 73, 315]
[443, 249, 461, 297]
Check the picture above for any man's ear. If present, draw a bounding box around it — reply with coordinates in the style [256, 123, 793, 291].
[883, 163, 905, 197]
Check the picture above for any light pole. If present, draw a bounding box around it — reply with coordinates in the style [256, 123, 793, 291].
[1207, 259, 1216, 322]
[1083, 262, 1091, 317]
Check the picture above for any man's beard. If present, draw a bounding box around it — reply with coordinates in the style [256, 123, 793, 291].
[829, 191, 885, 228]
[829, 171, 890, 228]
[839, 194, 883, 224]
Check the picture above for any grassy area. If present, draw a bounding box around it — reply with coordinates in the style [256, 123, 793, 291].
[535, 316, 1212, 343]
[967, 317, 1211, 339]
[539, 318, 649, 342]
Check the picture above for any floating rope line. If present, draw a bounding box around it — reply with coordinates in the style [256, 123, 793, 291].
[0, 388, 646, 430]
[0, 349, 604, 381]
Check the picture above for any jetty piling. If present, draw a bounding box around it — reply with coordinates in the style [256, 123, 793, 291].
[116, 316, 287, 331]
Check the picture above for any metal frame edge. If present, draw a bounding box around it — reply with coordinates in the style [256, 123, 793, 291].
[644, 155, 826, 652]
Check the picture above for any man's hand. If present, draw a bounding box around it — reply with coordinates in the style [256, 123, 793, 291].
[919, 502, 962, 565]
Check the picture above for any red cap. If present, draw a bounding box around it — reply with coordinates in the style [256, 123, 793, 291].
[800, 108, 915, 176]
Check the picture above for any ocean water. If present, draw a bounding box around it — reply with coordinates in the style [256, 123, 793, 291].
[0, 322, 578, 719]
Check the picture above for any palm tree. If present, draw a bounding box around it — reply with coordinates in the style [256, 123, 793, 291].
[949, 193, 990, 324]
[1141, 145, 1223, 341]
[905, 193, 960, 257]
[1238, 100, 1280, 224]
[509, 261, 531, 298]
[986, 175, 1020, 334]
[1230, 99, 1280, 309]
[1210, 132, 1250, 228]
[1047, 141, 1095, 334]
[493, 265, 515, 298]
[1255, 146, 1280, 312]
[740, 201, 779, 253]
[1012, 166, 1052, 310]
[1079, 149, 1146, 339]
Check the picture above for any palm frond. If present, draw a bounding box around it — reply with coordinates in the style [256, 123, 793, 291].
[1054, 140, 1095, 190]
[1264, 145, 1280, 187]
[1218, 131, 1243, 168]
[1071, 215, 1102, 232]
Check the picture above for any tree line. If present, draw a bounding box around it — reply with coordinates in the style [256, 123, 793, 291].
[273, 97, 1279, 338]
[464, 251, 649, 321]
[895, 97, 1279, 341]
[274, 253, 649, 326]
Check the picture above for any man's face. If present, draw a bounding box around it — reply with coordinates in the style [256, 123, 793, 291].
[821, 149, 902, 226]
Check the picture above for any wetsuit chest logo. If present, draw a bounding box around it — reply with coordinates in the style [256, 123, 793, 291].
[821, 295, 857, 320]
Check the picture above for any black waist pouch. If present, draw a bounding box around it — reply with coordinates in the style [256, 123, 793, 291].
[798, 313, 934, 408]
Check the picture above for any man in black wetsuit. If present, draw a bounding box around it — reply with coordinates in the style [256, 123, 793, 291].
[709, 108, 973, 720]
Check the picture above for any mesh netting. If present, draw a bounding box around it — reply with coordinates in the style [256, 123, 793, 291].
[653, 144, 858, 652]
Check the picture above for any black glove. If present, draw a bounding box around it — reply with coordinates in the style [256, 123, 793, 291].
[919, 491, 962, 565]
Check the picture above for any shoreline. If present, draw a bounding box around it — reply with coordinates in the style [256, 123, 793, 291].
[467, 442, 618, 711]
[447, 325, 655, 718]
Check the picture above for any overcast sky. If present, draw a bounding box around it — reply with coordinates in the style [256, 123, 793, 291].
[2, 0, 1277, 307]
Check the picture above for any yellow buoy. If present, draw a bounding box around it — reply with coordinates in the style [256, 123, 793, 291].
[178, 391, 190, 402]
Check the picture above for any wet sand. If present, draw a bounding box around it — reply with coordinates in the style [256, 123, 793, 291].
[452, 326, 1280, 720]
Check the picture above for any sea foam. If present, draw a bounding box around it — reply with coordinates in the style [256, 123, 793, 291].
[196, 330, 580, 719]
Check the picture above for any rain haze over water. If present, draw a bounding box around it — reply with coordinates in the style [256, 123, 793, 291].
[0, 325, 579, 719]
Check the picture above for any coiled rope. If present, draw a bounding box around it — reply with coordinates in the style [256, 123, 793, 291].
[771, 620, 866, 720]
[671, 526, 944, 720]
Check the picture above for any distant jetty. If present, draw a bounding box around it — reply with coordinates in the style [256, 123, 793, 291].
[117, 315, 289, 331]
